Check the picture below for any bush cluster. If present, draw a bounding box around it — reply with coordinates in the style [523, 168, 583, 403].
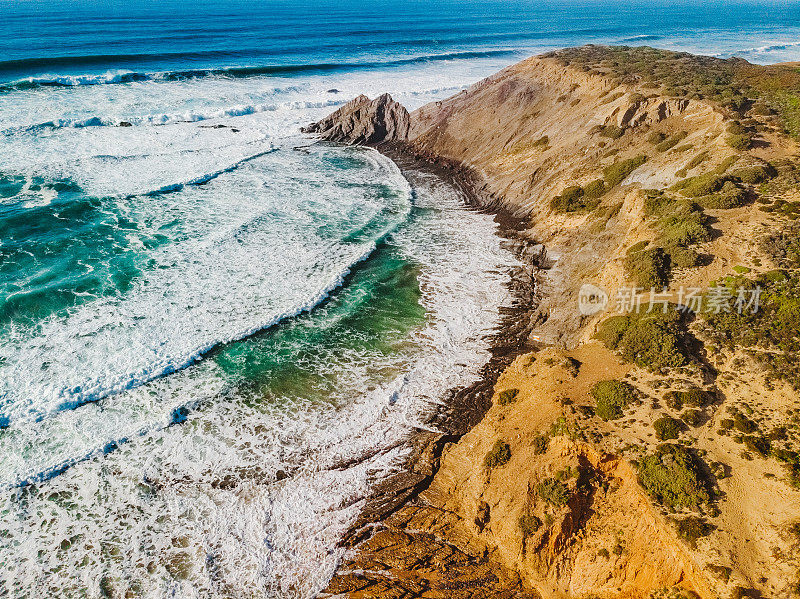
[702, 272, 800, 388]
[596, 310, 688, 371]
[537, 477, 570, 506]
[675, 516, 712, 549]
[639, 194, 712, 274]
[551, 184, 602, 213]
[484, 440, 512, 469]
[591, 379, 635, 420]
[732, 164, 775, 184]
[654, 416, 682, 440]
[519, 514, 542, 537]
[624, 246, 671, 288]
[604, 154, 648, 187]
[637, 443, 711, 508]
[600, 124, 625, 139]
[498, 388, 519, 405]
[664, 388, 709, 410]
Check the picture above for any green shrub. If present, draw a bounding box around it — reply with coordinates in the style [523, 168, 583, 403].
[714, 155, 740, 174]
[665, 389, 708, 410]
[624, 246, 671, 288]
[672, 173, 725, 197]
[675, 516, 712, 549]
[743, 435, 771, 457]
[727, 121, 747, 135]
[669, 245, 701, 268]
[591, 380, 635, 420]
[733, 412, 757, 434]
[682, 409, 704, 426]
[532, 434, 549, 455]
[648, 132, 667, 145]
[596, 310, 687, 370]
[498, 388, 519, 405]
[637, 444, 711, 508]
[583, 178, 607, 199]
[726, 133, 752, 151]
[604, 154, 648, 186]
[485, 440, 512, 469]
[519, 514, 542, 537]
[655, 131, 688, 152]
[684, 388, 709, 407]
[658, 209, 712, 247]
[696, 181, 746, 209]
[551, 185, 601, 213]
[732, 165, 775, 184]
[537, 477, 570, 506]
[601, 124, 625, 139]
[654, 416, 682, 440]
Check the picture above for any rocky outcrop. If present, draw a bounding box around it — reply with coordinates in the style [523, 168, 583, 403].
[301, 93, 410, 144]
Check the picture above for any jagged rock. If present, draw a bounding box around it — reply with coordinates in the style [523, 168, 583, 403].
[301, 93, 410, 145]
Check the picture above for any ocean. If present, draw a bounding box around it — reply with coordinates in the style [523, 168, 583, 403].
[1, 1, 800, 597]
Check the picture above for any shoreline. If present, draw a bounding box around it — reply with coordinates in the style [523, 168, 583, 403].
[329, 141, 545, 553]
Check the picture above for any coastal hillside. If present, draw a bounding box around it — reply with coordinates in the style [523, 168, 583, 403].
[308, 46, 800, 599]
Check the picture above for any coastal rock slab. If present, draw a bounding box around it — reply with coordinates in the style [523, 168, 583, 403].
[301, 93, 410, 144]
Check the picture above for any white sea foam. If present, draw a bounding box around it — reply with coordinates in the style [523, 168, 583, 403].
[0, 162, 519, 598]
[0, 54, 520, 598]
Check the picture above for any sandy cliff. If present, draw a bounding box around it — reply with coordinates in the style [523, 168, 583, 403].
[307, 48, 800, 599]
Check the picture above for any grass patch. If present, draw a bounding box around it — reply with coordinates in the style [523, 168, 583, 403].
[591, 379, 635, 420]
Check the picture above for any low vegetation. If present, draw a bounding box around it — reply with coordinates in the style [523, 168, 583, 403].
[537, 477, 570, 506]
[497, 388, 519, 405]
[485, 440, 512, 469]
[548, 45, 800, 138]
[624, 245, 671, 287]
[591, 379, 635, 420]
[551, 184, 601, 213]
[701, 271, 800, 389]
[637, 443, 711, 509]
[664, 388, 710, 410]
[654, 416, 682, 440]
[674, 516, 712, 549]
[595, 309, 688, 371]
[604, 154, 648, 186]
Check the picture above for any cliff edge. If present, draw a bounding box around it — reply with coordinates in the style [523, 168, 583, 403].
[306, 46, 800, 599]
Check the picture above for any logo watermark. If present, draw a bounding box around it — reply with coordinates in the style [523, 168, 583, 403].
[579, 285, 761, 315]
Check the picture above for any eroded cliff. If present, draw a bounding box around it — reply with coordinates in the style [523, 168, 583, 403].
[307, 47, 800, 599]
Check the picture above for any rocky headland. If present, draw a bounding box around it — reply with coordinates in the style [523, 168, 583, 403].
[303, 46, 800, 599]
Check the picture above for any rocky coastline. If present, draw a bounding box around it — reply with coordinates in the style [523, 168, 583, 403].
[302, 48, 800, 599]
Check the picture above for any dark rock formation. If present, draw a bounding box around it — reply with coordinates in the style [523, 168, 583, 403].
[301, 93, 410, 145]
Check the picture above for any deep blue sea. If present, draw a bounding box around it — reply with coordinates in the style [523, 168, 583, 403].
[1, 1, 799, 597]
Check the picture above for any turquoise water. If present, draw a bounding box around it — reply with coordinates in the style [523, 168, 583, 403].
[3, 1, 800, 596]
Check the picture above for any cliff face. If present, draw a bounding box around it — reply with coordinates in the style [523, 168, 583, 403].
[308, 50, 800, 599]
[301, 93, 410, 144]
